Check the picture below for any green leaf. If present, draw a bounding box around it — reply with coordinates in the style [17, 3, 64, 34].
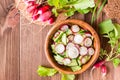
[114, 23, 120, 38]
[65, 8, 76, 17]
[37, 66, 58, 77]
[77, 8, 91, 14]
[52, 8, 58, 17]
[47, 0, 59, 8]
[96, 0, 107, 20]
[61, 73, 75, 80]
[71, 66, 81, 72]
[112, 58, 120, 67]
[73, 0, 95, 10]
[99, 19, 115, 34]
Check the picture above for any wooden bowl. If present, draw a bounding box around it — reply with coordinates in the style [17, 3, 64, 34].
[45, 19, 100, 74]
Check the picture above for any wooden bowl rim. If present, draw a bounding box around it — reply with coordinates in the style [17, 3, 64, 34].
[45, 19, 100, 74]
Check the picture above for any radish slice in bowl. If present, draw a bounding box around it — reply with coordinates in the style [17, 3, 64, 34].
[84, 37, 92, 47]
[55, 43, 65, 54]
[79, 46, 88, 55]
[74, 34, 84, 44]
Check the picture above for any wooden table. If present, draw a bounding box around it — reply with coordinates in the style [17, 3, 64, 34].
[0, 11, 120, 80]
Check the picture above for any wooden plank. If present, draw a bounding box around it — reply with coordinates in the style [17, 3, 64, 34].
[0, 24, 20, 80]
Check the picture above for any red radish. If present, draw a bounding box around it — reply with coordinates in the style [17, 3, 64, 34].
[71, 25, 80, 33]
[101, 65, 107, 77]
[39, 11, 52, 22]
[27, 5, 37, 13]
[55, 43, 65, 54]
[32, 14, 40, 20]
[74, 34, 84, 44]
[88, 47, 95, 55]
[63, 58, 71, 65]
[84, 37, 92, 47]
[93, 60, 105, 69]
[48, 17, 54, 24]
[60, 25, 69, 32]
[68, 35, 74, 41]
[66, 42, 75, 50]
[67, 46, 79, 58]
[32, 9, 38, 16]
[79, 46, 88, 55]
[38, 5, 51, 14]
[90, 60, 106, 80]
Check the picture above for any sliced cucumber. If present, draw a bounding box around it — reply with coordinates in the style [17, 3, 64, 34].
[53, 31, 64, 42]
[62, 33, 67, 45]
[71, 66, 81, 72]
[54, 54, 64, 64]
[67, 59, 78, 66]
[81, 56, 91, 64]
[66, 29, 72, 35]
[55, 43, 65, 54]
[51, 44, 57, 54]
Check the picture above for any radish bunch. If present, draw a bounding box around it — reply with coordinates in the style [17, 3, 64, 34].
[24, 0, 55, 24]
[51, 24, 95, 71]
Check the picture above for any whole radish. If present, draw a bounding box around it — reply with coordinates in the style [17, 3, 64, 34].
[101, 65, 107, 78]
[48, 17, 55, 24]
[38, 5, 51, 14]
[39, 11, 52, 22]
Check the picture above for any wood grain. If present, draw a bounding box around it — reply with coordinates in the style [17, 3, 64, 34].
[0, 7, 120, 80]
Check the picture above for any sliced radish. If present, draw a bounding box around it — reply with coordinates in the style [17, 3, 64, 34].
[32, 14, 40, 20]
[71, 25, 80, 33]
[48, 17, 54, 24]
[39, 11, 52, 22]
[81, 57, 87, 64]
[79, 46, 88, 55]
[68, 35, 74, 41]
[88, 47, 95, 55]
[38, 5, 51, 14]
[67, 46, 79, 58]
[74, 34, 84, 44]
[63, 58, 71, 65]
[55, 44, 65, 54]
[60, 25, 69, 32]
[66, 42, 75, 50]
[84, 37, 92, 47]
[54, 31, 60, 38]
[85, 32, 92, 37]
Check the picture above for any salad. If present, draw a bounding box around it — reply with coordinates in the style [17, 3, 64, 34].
[51, 24, 95, 71]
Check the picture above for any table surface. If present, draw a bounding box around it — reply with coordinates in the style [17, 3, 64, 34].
[0, 9, 120, 80]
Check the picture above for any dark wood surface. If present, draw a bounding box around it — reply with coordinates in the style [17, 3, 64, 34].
[0, 9, 120, 80]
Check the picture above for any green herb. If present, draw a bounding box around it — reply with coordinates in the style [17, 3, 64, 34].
[91, 0, 100, 25]
[37, 66, 58, 77]
[48, 0, 95, 16]
[61, 73, 75, 80]
[112, 58, 120, 67]
[99, 19, 120, 67]
[91, 0, 107, 25]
